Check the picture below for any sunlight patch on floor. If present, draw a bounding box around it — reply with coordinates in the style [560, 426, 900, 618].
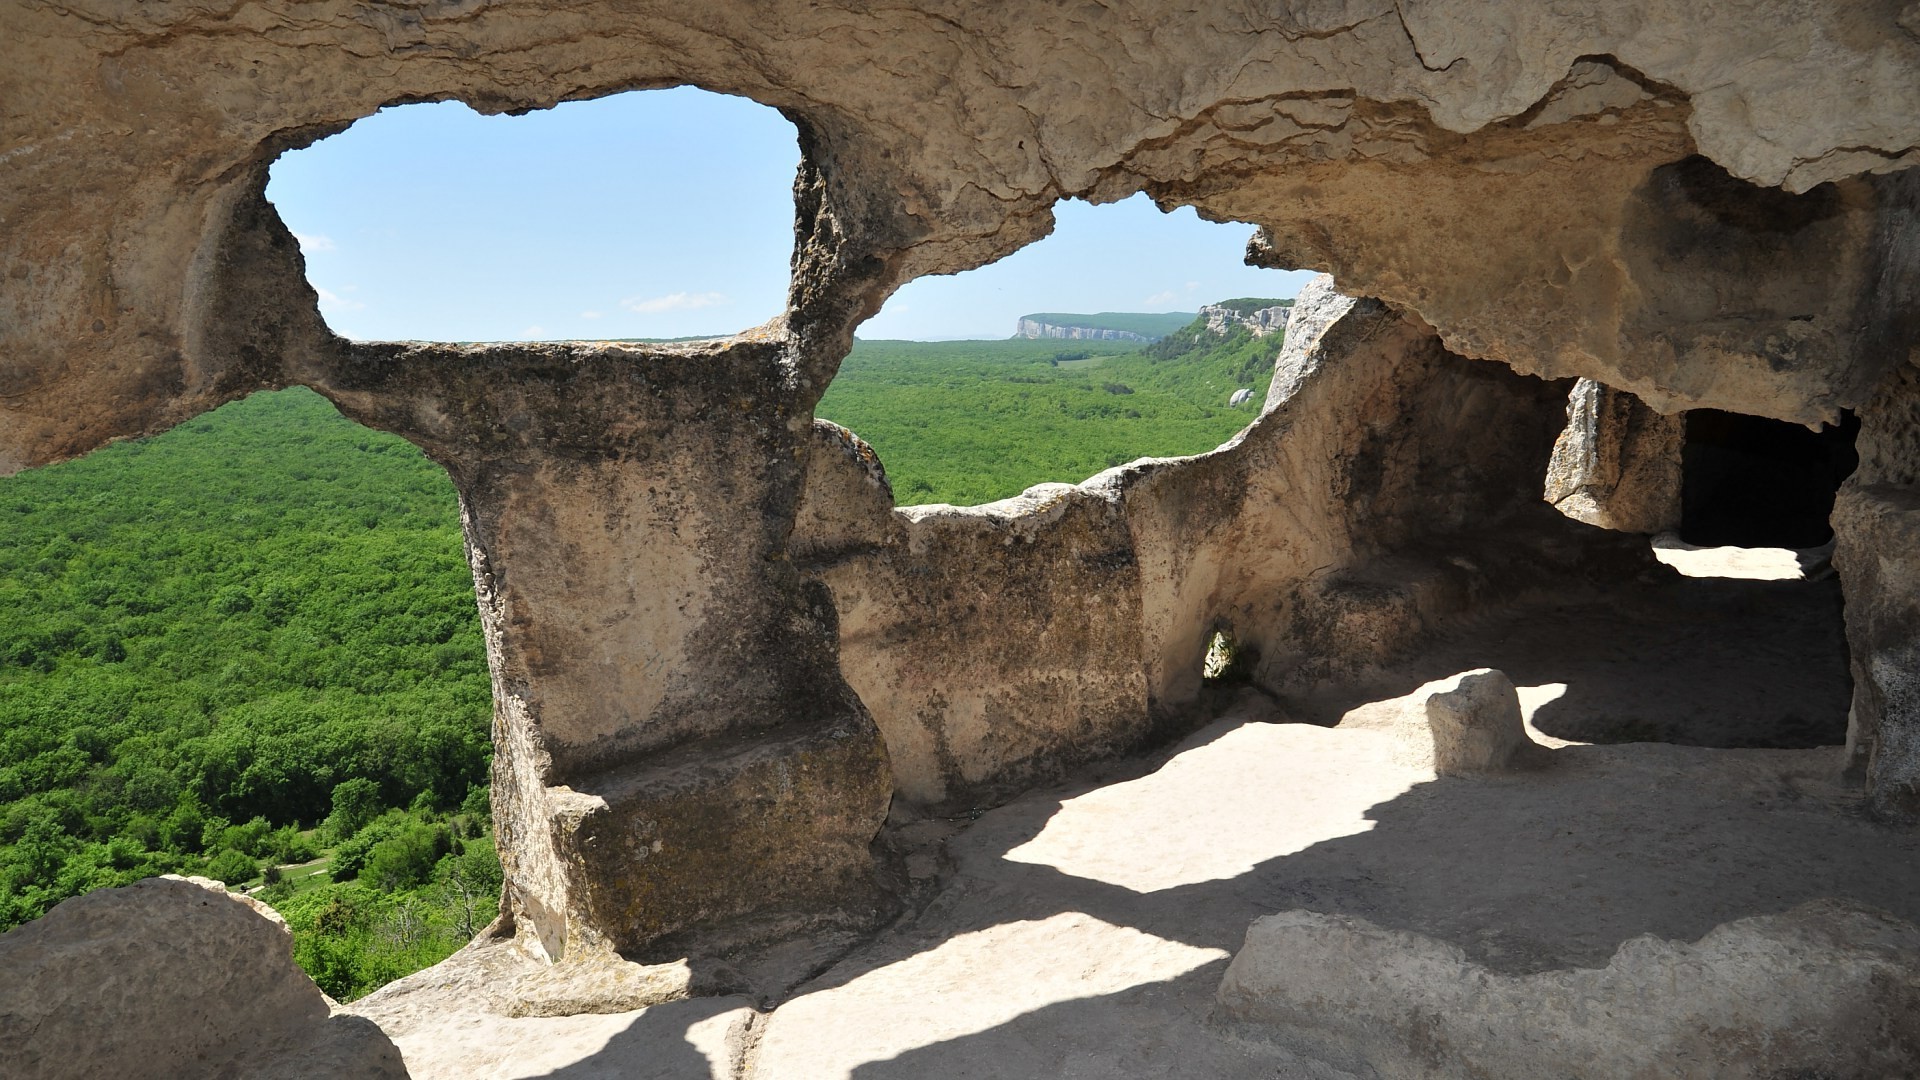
[753, 914, 1226, 1079]
[1001, 721, 1421, 893]
[1650, 533, 1817, 580]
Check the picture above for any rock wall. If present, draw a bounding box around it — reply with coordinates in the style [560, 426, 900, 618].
[2, 0, 1920, 979]
[302, 337, 895, 960]
[7, 3, 1920, 475]
[799, 276, 1632, 810]
[1198, 303, 1290, 338]
[1545, 378, 1685, 534]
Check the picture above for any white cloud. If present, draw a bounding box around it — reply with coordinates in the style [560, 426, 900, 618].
[519, 325, 547, 339]
[1144, 290, 1179, 306]
[579, 310, 605, 320]
[293, 232, 337, 253]
[1184, 280, 1200, 291]
[620, 290, 727, 314]
[315, 286, 365, 311]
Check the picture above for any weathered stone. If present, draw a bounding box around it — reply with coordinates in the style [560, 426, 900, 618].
[1546, 378, 1685, 534]
[1418, 668, 1539, 775]
[1199, 302, 1290, 338]
[1832, 165, 1920, 816]
[304, 340, 895, 960]
[801, 275, 1632, 811]
[4, 3, 1920, 1069]
[6, 2, 1920, 476]
[1216, 900, 1920, 1080]
[1014, 318, 1155, 342]
[0, 876, 406, 1080]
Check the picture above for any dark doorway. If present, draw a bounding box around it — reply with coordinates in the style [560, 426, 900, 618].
[1679, 409, 1858, 548]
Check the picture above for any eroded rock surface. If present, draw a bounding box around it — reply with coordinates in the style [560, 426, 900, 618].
[306, 339, 896, 961]
[0, 876, 406, 1080]
[1418, 668, 1540, 776]
[4, 3, 1920, 1073]
[803, 275, 1641, 810]
[1546, 378, 1685, 534]
[1217, 901, 1920, 1080]
[6, 2, 1920, 474]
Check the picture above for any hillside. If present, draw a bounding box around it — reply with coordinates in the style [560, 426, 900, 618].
[823, 317, 1285, 504]
[0, 388, 498, 999]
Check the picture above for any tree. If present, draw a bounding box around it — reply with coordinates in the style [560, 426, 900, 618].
[205, 848, 257, 887]
[360, 822, 450, 892]
[323, 778, 381, 843]
[435, 841, 502, 939]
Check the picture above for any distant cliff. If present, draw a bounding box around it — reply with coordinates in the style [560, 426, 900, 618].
[1014, 311, 1197, 342]
[1198, 299, 1292, 337]
[1016, 319, 1151, 342]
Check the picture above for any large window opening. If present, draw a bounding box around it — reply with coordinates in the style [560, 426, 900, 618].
[266, 87, 800, 343]
[0, 388, 496, 1001]
[825, 194, 1315, 506]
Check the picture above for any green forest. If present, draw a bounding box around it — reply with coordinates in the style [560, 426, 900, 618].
[0, 310, 1284, 997]
[821, 323, 1284, 504]
[0, 388, 498, 999]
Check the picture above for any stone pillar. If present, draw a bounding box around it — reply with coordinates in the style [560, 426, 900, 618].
[1544, 378, 1684, 534]
[312, 337, 893, 960]
[1831, 168, 1920, 818]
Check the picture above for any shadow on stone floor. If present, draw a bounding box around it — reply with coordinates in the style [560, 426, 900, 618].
[745, 713, 1920, 1077]
[1287, 571, 1850, 748]
[527, 995, 745, 1080]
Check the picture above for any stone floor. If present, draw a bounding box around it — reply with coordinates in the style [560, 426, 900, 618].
[348, 555, 1917, 1079]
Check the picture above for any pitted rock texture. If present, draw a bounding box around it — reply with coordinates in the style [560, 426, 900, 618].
[800, 275, 1648, 810]
[4, 0, 1920, 1055]
[1217, 900, 1920, 1080]
[6, 1, 1920, 476]
[0, 876, 406, 1080]
[1546, 377, 1685, 534]
[1418, 668, 1540, 776]
[302, 339, 896, 960]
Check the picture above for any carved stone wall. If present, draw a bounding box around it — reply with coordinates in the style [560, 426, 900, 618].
[4, 1, 1920, 950]
[800, 277, 1640, 811]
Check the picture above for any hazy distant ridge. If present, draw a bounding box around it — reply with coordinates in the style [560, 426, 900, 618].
[1016, 311, 1198, 342]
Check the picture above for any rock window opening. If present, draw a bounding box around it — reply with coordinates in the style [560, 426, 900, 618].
[1202, 628, 1256, 685]
[265, 87, 800, 343]
[821, 193, 1314, 507]
[1678, 408, 1859, 549]
[0, 387, 498, 1003]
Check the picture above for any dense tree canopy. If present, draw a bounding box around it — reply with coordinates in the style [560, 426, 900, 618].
[0, 387, 492, 932]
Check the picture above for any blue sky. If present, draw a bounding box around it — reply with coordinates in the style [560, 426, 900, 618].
[267, 88, 1312, 342]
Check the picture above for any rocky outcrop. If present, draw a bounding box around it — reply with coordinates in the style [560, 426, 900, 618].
[5, 2, 1920, 477]
[0, 876, 406, 1080]
[1198, 302, 1290, 338]
[1545, 378, 1685, 534]
[1216, 900, 1920, 1080]
[1014, 318, 1154, 342]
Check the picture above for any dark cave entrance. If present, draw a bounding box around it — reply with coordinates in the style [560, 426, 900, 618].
[1679, 409, 1859, 549]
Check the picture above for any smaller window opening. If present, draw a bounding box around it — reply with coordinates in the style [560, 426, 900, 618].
[1201, 628, 1255, 684]
[822, 194, 1315, 507]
